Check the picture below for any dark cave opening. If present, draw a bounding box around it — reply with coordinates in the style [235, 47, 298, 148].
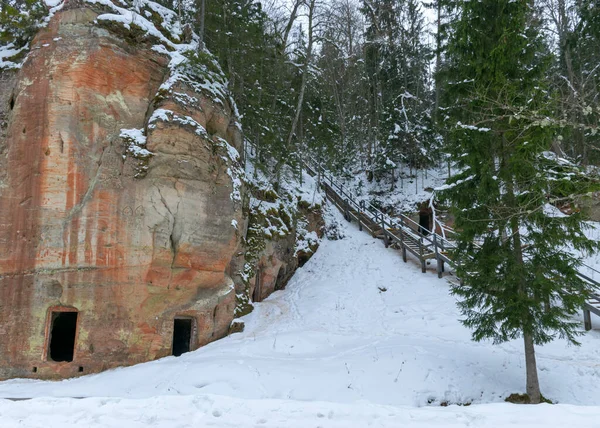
[48, 312, 78, 362]
[172, 318, 192, 357]
[419, 213, 430, 236]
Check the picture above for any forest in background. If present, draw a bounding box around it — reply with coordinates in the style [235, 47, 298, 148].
[1, 1, 599, 188]
[184, 0, 597, 191]
[157, 0, 599, 187]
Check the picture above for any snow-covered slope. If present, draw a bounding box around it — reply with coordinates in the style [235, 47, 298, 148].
[338, 165, 451, 214]
[1, 208, 600, 427]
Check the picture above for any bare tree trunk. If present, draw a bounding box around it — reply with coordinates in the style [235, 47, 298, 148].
[434, 0, 442, 122]
[504, 130, 542, 404]
[280, 0, 303, 55]
[511, 214, 541, 404]
[551, 0, 585, 161]
[345, 0, 353, 53]
[272, 0, 316, 183]
[198, 0, 206, 48]
[415, 168, 418, 194]
[524, 333, 541, 403]
[285, 0, 315, 153]
[512, 212, 541, 403]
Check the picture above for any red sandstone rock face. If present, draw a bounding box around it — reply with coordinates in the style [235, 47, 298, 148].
[0, 6, 243, 379]
[251, 208, 325, 303]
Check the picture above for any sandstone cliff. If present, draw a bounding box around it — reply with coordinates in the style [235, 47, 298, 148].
[0, 0, 246, 379]
[0, 0, 323, 380]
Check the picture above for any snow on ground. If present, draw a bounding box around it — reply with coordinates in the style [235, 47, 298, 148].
[1, 208, 600, 427]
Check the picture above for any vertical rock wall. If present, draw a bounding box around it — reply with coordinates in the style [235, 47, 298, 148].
[0, 3, 244, 379]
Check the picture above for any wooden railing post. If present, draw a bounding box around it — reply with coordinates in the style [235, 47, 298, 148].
[420, 235, 426, 273]
[434, 234, 444, 278]
[344, 198, 351, 222]
[381, 217, 389, 248]
[439, 236, 445, 274]
[400, 227, 407, 263]
[399, 216, 407, 262]
[584, 308, 592, 331]
[358, 206, 363, 231]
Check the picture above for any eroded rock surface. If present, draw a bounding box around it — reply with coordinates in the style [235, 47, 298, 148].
[0, 3, 243, 379]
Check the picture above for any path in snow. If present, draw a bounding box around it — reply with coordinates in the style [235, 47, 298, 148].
[1, 207, 600, 427]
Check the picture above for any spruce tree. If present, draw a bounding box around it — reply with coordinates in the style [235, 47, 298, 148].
[441, 0, 599, 403]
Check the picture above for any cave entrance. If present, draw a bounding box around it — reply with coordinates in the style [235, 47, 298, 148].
[419, 213, 430, 236]
[172, 318, 192, 357]
[48, 312, 78, 362]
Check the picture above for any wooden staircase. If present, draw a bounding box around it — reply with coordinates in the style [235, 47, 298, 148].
[307, 156, 454, 277]
[302, 154, 600, 331]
